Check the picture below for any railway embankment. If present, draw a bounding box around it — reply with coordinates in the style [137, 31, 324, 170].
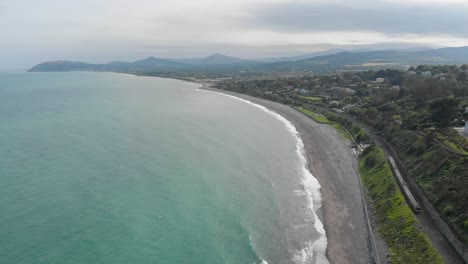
[359, 146, 443, 264]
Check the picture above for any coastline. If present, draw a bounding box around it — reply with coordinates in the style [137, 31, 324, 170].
[214, 89, 329, 264]
[197, 83, 372, 264]
[30, 72, 374, 263]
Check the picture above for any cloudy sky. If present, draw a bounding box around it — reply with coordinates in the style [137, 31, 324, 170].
[2, 0, 468, 69]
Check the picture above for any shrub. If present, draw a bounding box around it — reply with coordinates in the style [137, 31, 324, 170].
[365, 154, 378, 167]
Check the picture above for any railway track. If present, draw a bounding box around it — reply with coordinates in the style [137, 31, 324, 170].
[308, 104, 465, 264]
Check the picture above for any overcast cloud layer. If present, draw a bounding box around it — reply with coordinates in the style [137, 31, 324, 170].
[1, 0, 468, 69]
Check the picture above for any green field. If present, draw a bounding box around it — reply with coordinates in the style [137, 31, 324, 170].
[295, 107, 329, 123]
[295, 107, 351, 140]
[299, 96, 323, 101]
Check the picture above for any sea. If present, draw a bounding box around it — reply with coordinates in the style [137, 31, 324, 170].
[0, 71, 328, 264]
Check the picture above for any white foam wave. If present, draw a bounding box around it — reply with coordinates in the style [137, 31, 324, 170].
[293, 189, 307, 196]
[205, 88, 329, 264]
[249, 234, 269, 264]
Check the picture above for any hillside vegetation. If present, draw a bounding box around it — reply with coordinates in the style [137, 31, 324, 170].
[215, 64, 468, 247]
[360, 146, 443, 264]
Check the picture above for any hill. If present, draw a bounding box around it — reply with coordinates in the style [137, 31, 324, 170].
[29, 47, 468, 73]
[29, 54, 257, 72]
[255, 46, 468, 72]
[194, 53, 257, 65]
[28, 61, 105, 72]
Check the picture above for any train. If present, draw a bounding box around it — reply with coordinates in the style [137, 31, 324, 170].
[388, 156, 421, 213]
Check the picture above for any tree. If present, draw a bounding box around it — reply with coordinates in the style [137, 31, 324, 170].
[457, 71, 468, 82]
[405, 77, 453, 100]
[430, 97, 460, 127]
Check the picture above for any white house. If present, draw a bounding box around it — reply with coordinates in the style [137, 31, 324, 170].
[299, 89, 309, 94]
[455, 120, 468, 136]
[421, 71, 432, 77]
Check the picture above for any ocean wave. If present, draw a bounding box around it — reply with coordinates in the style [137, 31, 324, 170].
[203, 87, 329, 264]
[249, 234, 270, 264]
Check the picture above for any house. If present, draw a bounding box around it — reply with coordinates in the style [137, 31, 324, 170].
[454, 121, 468, 137]
[343, 104, 356, 111]
[299, 89, 309, 94]
[376, 78, 385, 83]
[421, 71, 432, 77]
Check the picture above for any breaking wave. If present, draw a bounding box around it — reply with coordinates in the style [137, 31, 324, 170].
[203, 87, 329, 264]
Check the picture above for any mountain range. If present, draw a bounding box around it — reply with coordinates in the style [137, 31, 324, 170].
[29, 46, 468, 73]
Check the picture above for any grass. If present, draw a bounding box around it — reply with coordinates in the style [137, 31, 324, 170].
[297, 106, 445, 262]
[360, 147, 443, 264]
[323, 112, 371, 143]
[296, 105, 442, 262]
[295, 107, 352, 140]
[435, 129, 468, 154]
[331, 123, 352, 141]
[390, 130, 468, 244]
[440, 137, 468, 154]
[299, 96, 323, 101]
[295, 107, 330, 124]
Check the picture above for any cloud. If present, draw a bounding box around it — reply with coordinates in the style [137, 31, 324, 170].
[1, 0, 468, 69]
[245, 2, 468, 37]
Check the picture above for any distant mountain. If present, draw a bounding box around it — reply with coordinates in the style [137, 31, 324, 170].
[258, 49, 350, 63]
[29, 53, 257, 72]
[415, 46, 468, 60]
[29, 47, 468, 73]
[29, 61, 103, 72]
[253, 46, 468, 72]
[396, 47, 433, 52]
[197, 53, 257, 65]
[131, 57, 187, 69]
[257, 47, 433, 63]
[169, 53, 258, 65]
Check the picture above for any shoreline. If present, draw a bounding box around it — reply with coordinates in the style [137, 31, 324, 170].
[196, 83, 372, 264]
[30, 72, 374, 263]
[213, 89, 329, 264]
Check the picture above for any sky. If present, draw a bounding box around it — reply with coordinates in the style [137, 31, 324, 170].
[2, 0, 468, 70]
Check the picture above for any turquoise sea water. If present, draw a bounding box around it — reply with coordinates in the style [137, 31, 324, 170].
[0, 72, 327, 264]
